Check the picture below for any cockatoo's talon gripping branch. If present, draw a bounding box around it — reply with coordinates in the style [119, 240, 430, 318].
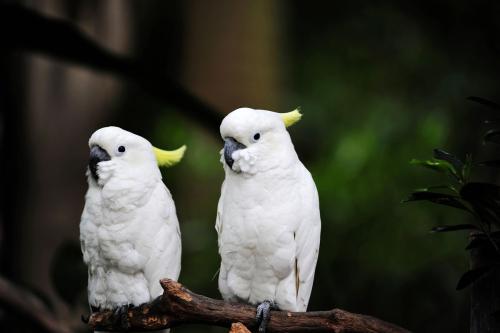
[112, 304, 130, 329]
[88, 279, 411, 333]
[256, 300, 276, 333]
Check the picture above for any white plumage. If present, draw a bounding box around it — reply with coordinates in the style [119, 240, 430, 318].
[80, 126, 182, 312]
[216, 108, 321, 312]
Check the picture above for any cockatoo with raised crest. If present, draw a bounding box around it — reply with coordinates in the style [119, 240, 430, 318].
[216, 108, 321, 332]
[80, 126, 184, 329]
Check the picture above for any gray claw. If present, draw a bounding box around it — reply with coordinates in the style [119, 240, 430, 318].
[256, 300, 276, 333]
[114, 304, 131, 329]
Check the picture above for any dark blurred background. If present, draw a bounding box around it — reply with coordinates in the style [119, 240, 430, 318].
[2, 0, 500, 332]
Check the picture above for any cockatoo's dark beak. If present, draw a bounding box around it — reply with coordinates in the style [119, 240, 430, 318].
[224, 137, 246, 169]
[89, 145, 111, 181]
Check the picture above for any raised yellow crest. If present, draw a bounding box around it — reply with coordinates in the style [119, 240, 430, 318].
[280, 107, 302, 127]
[153, 145, 186, 167]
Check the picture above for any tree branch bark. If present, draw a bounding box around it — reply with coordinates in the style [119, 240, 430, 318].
[230, 322, 252, 333]
[89, 279, 411, 333]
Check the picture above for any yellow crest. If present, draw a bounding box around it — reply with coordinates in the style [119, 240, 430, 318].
[280, 108, 302, 127]
[153, 145, 186, 167]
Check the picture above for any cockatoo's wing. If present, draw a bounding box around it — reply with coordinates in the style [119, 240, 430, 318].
[294, 169, 321, 311]
[216, 179, 242, 303]
[142, 184, 182, 298]
[215, 179, 226, 241]
[216, 179, 234, 301]
[80, 185, 106, 309]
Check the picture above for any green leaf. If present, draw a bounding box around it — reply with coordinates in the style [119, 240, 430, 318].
[467, 96, 500, 110]
[466, 231, 500, 250]
[410, 159, 457, 180]
[483, 129, 500, 145]
[433, 149, 464, 175]
[466, 237, 486, 250]
[456, 266, 494, 290]
[431, 224, 479, 233]
[414, 185, 458, 194]
[463, 154, 473, 182]
[403, 191, 470, 211]
[472, 205, 500, 228]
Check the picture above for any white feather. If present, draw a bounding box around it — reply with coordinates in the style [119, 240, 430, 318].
[216, 108, 321, 312]
[80, 127, 181, 333]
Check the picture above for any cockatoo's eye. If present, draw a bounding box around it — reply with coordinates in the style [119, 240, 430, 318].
[117, 145, 126, 154]
[252, 133, 261, 142]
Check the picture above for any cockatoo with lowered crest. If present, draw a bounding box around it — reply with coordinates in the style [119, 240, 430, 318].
[80, 126, 184, 329]
[216, 108, 321, 332]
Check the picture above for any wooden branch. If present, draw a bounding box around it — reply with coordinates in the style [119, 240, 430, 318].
[0, 275, 71, 333]
[230, 322, 252, 333]
[89, 279, 411, 333]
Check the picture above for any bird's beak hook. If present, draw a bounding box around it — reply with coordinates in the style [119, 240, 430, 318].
[89, 145, 111, 182]
[224, 137, 246, 169]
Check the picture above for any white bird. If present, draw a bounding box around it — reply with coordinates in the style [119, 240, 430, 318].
[216, 108, 321, 331]
[80, 126, 184, 326]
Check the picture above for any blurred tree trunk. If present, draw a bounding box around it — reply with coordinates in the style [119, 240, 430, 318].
[470, 239, 500, 333]
[13, 0, 133, 323]
[1, 55, 28, 280]
[181, 0, 284, 113]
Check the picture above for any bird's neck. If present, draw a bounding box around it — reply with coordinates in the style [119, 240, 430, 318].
[100, 175, 160, 212]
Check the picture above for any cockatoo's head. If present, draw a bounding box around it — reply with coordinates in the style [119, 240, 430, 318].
[220, 107, 301, 175]
[87, 126, 185, 187]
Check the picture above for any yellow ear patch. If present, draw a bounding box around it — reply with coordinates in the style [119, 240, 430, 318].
[280, 108, 302, 127]
[153, 145, 186, 167]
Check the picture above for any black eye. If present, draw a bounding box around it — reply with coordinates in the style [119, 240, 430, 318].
[118, 146, 126, 153]
[253, 133, 261, 141]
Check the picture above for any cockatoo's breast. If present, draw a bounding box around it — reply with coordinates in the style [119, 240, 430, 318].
[218, 164, 306, 307]
[81, 179, 181, 309]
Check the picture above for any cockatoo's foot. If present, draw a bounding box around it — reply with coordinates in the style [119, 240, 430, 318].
[255, 300, 277, 333]
[113, 304, 132, 329]
[83, 305, 100, 322]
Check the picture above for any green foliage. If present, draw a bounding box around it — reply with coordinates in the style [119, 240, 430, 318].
[284, 7, 474, 331]
[405, 97, 500, 290]
[409, 148, 471, 184]
[456, 266, 494, 290]
[409, 158, 458, 178]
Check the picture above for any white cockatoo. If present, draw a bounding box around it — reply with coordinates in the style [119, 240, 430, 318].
[80, 126, 184, 322]
[216, 108, 321, 331]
